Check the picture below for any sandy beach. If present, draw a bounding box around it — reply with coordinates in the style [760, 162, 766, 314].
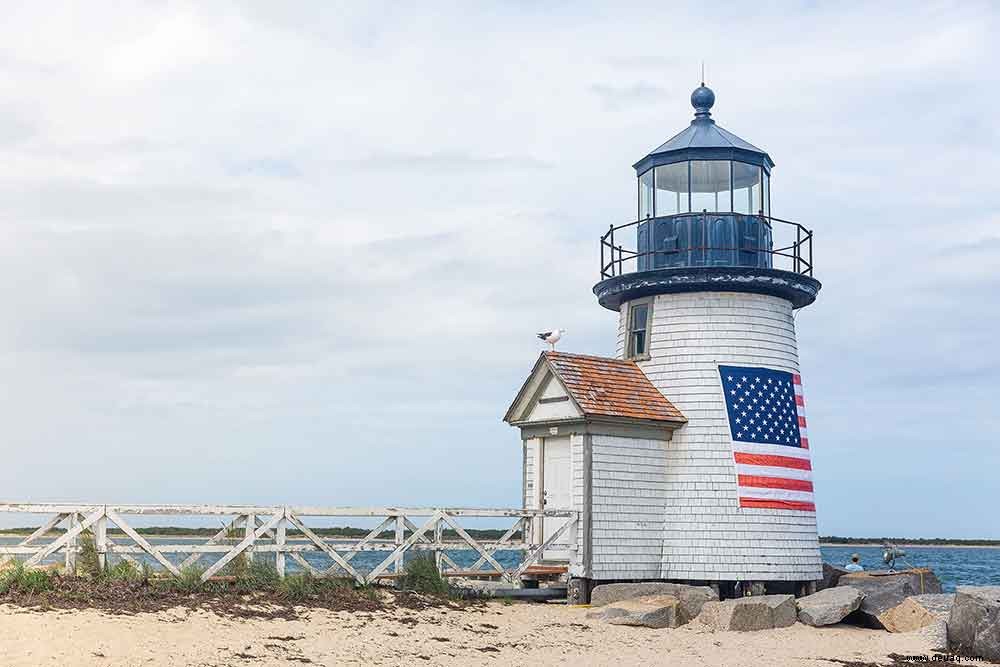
[0, 600, 939, 666]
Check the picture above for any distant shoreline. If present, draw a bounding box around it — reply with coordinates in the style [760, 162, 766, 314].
[820, 542, 1000, 550]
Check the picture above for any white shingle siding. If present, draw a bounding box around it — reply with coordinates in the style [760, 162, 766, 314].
[617, 291, 822, 581]
[589, 434, 669, 580]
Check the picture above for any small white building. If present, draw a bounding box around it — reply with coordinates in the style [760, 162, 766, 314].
[506, 84, 824, 601]
[505, 351, 687, 581]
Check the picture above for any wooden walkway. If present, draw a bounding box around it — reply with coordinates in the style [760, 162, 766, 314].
[0, 503, 579, 584]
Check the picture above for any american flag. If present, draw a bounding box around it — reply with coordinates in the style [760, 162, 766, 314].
[718, 365, 814, 512]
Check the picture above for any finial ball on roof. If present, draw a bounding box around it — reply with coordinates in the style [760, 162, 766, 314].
[691, 84, 715, 116]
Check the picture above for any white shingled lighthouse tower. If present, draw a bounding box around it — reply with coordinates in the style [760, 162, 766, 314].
[506, 83, 822, 601]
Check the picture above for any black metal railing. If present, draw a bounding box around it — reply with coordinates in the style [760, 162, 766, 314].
[599, 213, 814, 280]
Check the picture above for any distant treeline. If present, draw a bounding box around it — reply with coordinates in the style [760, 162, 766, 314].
[1, 526, 518, 540]
[821, 536, 1000, 546]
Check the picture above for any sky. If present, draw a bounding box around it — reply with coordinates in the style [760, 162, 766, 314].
[0, 2, 997, 538]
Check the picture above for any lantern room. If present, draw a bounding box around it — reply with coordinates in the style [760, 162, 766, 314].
[634, 84, 774, 272]
[596, 84, 818, 312]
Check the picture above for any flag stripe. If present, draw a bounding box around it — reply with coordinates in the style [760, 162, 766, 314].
[734, 452, 812, 471]
[738, 475, 814, 492]
[740, 498, 816, 512]
[732, 442, 811, 459]
[735, 464, 813, 481]
[737, 487, 814, 502]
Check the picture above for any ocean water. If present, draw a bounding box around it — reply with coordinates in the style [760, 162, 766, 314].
[0, 536, 527, 579]
[3, 536, 998, 591]
[821, 546, 1000, 592]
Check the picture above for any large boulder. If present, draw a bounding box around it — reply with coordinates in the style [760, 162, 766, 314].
[948, 586, 1000, 661]
[880, 593, 954, 633]
[796, 586, 865, 626]
[837, 569, 942, 628]
[698, 595, 797, 632]
[587, 596, 681, 629]
[590, 582, 718, 624]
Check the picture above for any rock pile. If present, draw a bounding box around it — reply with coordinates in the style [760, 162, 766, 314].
[580, 565, 1000, 659]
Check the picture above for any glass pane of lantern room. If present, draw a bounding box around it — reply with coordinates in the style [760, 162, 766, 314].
[762, 170, 770, 217]
[751, 170, 762, 215]
[654, 162, 688, 216]
[690, 161, 731, 212]
[733, 162, 760, 214]
[639, 169, 654, 219]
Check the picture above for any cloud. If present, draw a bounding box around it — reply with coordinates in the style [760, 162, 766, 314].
[590, 82, 671, 110]
[330, 152, 552, 172]
[0, 1, 997, 537]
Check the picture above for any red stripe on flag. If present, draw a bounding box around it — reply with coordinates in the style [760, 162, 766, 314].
[740, 498, 816, 512]
[738, 475, 814, 492]
[734, 452, 812, 470]
[795, 395, 805, 407]
[792, 374, 802, 385]
[798, 416, 807, 428]
[800, 437, 809, 449]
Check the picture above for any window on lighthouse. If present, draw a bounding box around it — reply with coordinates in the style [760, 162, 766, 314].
[626, 300, 651, 359]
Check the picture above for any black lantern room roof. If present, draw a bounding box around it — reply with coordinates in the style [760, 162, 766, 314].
[632, 84, 774, 175]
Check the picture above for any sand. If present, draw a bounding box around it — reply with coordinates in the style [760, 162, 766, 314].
[0, 601, 939, 666]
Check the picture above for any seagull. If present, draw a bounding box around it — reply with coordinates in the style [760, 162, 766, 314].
[537, 328, 567, 350]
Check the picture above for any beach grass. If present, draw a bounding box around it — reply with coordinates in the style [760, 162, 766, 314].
[0, 563, 55, 595]
[398, 555, 449, 596]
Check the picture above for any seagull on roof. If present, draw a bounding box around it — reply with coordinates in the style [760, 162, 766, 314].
[537, 328, 567, 350]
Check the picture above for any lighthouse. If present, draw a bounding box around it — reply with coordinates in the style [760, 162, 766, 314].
[506, 83, 821, 600]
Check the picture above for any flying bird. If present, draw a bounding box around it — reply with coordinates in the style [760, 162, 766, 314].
[537, 328, 567, 350]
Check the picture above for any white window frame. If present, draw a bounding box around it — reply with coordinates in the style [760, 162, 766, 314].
[625, 298, 653, 360]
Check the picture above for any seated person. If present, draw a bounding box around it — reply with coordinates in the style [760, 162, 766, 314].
[845, 553, 864, 572]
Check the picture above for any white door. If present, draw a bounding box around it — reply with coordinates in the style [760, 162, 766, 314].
[541, 436, 572, 560]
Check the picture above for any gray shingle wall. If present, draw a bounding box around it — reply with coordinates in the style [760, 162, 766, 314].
[570, 434, 586, 577]
[589, 434, 669, 580]
[524, 438, 539, 509]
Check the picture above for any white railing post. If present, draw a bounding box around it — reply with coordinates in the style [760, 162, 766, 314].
[93, 509, 108, 572]
[433, 516, 444, 574]
[64, 512, 79, 574]
[275, 510, 287, 578]
[394, 515, 404, 575]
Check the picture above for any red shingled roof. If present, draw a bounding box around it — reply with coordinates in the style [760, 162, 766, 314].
[541, 352, 686, 424]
